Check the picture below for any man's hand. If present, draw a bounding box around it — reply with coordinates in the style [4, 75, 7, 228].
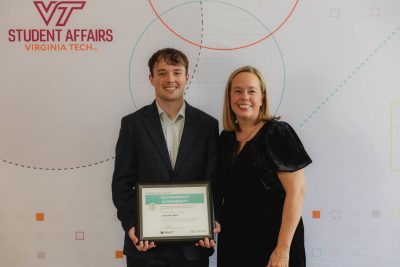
[128, 227, 156, 252]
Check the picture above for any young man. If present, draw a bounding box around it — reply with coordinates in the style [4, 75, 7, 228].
[112, 48, 219, 267]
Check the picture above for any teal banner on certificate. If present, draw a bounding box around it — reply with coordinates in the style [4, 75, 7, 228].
[145, 193, 204, 204]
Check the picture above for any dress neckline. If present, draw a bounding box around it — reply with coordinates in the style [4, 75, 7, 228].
[234, 120, 270, 156]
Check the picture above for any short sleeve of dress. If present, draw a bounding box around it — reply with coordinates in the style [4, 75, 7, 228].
[266, 120, 312, 172]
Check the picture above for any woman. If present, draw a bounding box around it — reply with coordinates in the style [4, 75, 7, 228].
[215, 66, 312, 267]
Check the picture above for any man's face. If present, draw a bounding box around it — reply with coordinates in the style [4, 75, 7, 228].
[149, 58, 188, 105]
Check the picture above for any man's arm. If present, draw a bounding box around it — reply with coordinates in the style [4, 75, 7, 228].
[112, 116, 157, 252]
[112, 117, 137, 232]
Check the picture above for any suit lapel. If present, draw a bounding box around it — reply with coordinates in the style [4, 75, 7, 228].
[173, 103, 201, 176]
[141, 101, 173, 174]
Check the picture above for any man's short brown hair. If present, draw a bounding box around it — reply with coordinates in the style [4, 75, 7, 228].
[148, 48, 189, 76]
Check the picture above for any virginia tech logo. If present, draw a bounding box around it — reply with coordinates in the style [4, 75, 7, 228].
[7, 0, 113, 52]
[33, 1, 86, 26]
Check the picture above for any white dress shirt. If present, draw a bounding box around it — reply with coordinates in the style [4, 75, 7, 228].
[156, 102, 186, 169]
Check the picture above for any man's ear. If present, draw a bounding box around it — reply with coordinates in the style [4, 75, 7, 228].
[149, 73, 154, 85]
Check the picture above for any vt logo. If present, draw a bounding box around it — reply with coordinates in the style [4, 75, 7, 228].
[33, 1, 86, 26]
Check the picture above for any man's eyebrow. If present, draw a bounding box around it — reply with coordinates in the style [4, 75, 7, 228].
[156, 67, 184, 72]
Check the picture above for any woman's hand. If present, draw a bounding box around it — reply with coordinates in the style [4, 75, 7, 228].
[195, 221, 221, 248]
[266, 248, 289, 267]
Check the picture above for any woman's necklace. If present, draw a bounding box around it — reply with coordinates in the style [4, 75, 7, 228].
[236, 123, 260, 141]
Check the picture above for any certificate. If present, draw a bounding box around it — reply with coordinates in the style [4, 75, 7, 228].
[136, 181, 214, 242]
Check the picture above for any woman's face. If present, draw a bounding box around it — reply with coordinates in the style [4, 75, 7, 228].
[230, 71, 264, 123]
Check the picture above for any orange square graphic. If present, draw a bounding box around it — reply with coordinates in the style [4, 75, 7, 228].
[312, 210, 320, 219]
[36, 213, 44, 221]
[115, 250, 124, 259]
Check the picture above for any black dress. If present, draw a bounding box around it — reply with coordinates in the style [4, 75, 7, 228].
[215, 120, 312, 267]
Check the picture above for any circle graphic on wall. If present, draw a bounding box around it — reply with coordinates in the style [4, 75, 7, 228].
[129, 0, 287, 120]
[147, 0, 299, 50]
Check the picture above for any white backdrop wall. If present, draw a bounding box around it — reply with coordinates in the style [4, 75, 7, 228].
[1, 1, 400, 266]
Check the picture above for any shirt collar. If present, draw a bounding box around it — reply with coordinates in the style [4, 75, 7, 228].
[156, 101, 186, 121]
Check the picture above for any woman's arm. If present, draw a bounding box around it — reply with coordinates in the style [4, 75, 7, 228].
[267, 168, 306, 267]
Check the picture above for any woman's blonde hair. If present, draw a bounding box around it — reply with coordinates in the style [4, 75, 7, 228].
[223, 65, 277, 131]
